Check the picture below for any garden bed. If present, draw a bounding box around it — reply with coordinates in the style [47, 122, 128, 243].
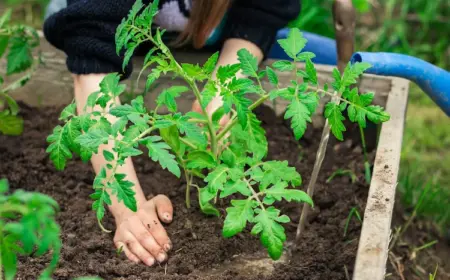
[2, 103, 374, 280]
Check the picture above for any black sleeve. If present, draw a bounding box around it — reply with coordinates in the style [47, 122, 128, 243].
[223, 0, 301, 58]
[43, 0, 139, 79]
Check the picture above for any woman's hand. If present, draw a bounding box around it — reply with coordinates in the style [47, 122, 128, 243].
[113, 195, 173, 266]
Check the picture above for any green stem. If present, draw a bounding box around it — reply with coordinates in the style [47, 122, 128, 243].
[184, 169, 192, 208]
[244, 178, 265, 210]
[359, 125, 371, 183]
[217, 94, 270, 141]
[180, 138, 197, 150]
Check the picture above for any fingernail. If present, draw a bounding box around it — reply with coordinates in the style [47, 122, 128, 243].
[163, 212, 172, 222]
[157, 252, 167, 263]
[145, 257, 155, 266]
[164, 242, 172, 252]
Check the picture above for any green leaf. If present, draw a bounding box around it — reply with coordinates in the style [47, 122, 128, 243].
[103, 150, 114, 162]
[228, 78, 254, 92]
[277, 28, 306, 60]
[186, 151, 216, 169]
[220, 148, 236, 167]
[217, 63, 240, 83]
[339, 62, 371, 91]
[253, 161, 302, 189]
[264, 182, 313, 205]
[7, 37, 33, 75]
[156, 86, 189, 112]
[46, 125, 72, 170]
[182, 63, 207, 80]
[111, 117, 128, 136]
[252, 207, 287, 260]
[59, 102, 77, 121]
[299, 92, 319, 115]
[143, 136, 180, 177]
[75, 129, 109, 153]
[119, 146, 143, 157]
[99, 73, 126, 97]
[108, 173, 137, 212]
[297, 52, 316, 61]
[175, 115, 207, 146]
[198, 187, 220, 216]
[231, 113, 268, 160]
[0, 113, 23, 136]
[200, 81, 217, 109]
[122, 44, 137, 71]
[109, 104, 137, 117]
[63, 118, 82, 153]
[203, 51, 219, 75]
[0, 35, 10, 60]
[284, 97, 311, 140]
[0, 178, 9, 193]
[305, 58, 317, 85]
[237, 48, 258, 77]
[272, 60, 294, 72]
[205, 165, 229, 192]
[234, 93, 252, 129]
[220, 180, 251, 198]
[146, 69, 161, 92]
[366, 105, 390, 123]
[266, 66, 278, 86]
[200, 202, 220, 217]
[269, 88, 291, 101]
[325, 102, 346, 141]
[223, 199, 255, 237]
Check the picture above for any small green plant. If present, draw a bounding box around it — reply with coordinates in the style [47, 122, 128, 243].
[0, 179, 60, 280]
[0, 9, 40, 135]
[343, 207, 362, 237]
[429, 265, 438, 280]
[327, 169, 357, 183]
[46, 0, 390, 259]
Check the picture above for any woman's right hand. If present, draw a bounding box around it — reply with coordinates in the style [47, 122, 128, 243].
[113, 195, 174, 266]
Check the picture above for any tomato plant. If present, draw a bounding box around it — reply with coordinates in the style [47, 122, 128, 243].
[47, 0, 389, 260]
[0, 9, 39, 136]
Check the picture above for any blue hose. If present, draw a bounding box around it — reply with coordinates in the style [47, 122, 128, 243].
[351, 52, 450, 117]
[269, 29, 338, 66]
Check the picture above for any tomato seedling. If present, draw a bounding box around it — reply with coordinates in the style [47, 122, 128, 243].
[47, 0, 389, 259]
[0, 9, 39, 136]
[0, 179, 61, 280]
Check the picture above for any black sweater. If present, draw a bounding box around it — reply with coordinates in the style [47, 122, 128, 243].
[44, 0, 301, 79]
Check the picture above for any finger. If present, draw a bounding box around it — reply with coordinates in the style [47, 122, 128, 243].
[142, 209, 172, 253]
[153, 195, 173, 223]
[122, 230, 156, 266]
[115, 241, 140, 264]
[219, 115, 230, 127]
[134, 210, 170, 261]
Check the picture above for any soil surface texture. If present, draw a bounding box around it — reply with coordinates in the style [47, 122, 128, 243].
[1, 104, 376, 280]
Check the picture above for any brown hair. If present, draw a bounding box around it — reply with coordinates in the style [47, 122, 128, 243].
[173, 0, 231, 49]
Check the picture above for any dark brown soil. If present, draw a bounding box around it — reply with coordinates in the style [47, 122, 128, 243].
[1, 104, 375, 280]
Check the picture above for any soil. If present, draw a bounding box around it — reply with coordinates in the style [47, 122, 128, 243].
[0, 103, 434, 280]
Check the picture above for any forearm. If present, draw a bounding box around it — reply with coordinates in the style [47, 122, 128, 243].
[73, 74, 146, 221]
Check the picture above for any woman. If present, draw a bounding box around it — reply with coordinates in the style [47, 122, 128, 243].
[44, 0, 300, 266]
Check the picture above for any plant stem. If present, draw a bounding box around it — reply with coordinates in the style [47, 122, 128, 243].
[184, 169, 192, 208]
[244, 178, 265, 210]
[359, 124, 371, 183]
[217, 94, 270, 141]
[180, 138, 197, 150]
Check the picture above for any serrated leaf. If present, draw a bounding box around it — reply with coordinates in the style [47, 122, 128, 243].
[339, 62, 371, 91]
[46, 125, 72, 170]
[269, 88, 291, 101]
[220, 180, 251, 198]
[175, 115, 207, 146]
[237, 48, 258, 77]
[299, 92, 319, 115]
[111, 117, 128, 136]
[7, 37, 32, 75]
[228, 78, 254, 92]
[200, 81, 217, 109]
[157, 86, 189, 112]
[108, 173, 137, 212]
[297, 52, 316, 61]
[231, 113, 268, 160]
[284, 97, 311, 140]
[186, 151, 216, 169]
[305, 58, 317, 85]
[253, 161, 302, 189]
[146, 70, 161, 92]
[182, 63, 207, 80]
[203, 51, 219, 75]
[272, 60, 294, 72]
[59, 102, 77, 121]
[277, 28, 306, 60]
[217, 63, 240, 83]
[100, 73, 126, 97]
[75, 129, 109, 153]
[253, 207, 286, 260]
[264, 181, 312, 205]
[205, 165, 229, 192]
[266, 66, 278, 86]
[325, 102, 346, 141]
[144, 136, 180, 177]
[223, 199, 254, 237]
